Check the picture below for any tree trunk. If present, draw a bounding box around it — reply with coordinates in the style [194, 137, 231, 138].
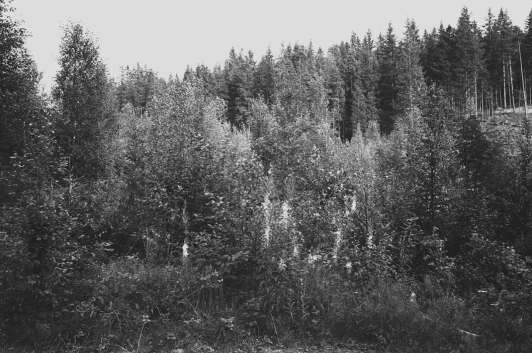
[474, 73, 478, 117]
[529, 78, 532, 105]
[509, 57, 516, 111]
[508, 61, 513, 110]
[481, 89, 484, 119]
[465, 71, 469, 114]
[503, 60, 507, 110]
[517, 40, 530, 248]
[490, 90, 494, 116]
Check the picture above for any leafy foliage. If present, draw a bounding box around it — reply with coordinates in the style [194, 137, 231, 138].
[2, 3, 532, 353]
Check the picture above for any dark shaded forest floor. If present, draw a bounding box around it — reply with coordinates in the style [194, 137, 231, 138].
[1, 340, 379, 353]
[167, 342, 377, 353]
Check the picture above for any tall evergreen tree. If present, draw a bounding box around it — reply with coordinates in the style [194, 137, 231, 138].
[329, 40, 357, 140]
[253, 48, 275, 106]
[376, 23, 399, 134]
[222, 48, 255, 128]
[356, 31, 379, 131]
[493, 9, 518, 109]
[396, 19, 427, 115]
[323, 55, 344, 120]
[454, 7, 483, 114]
[117, 64, 158, 115]
[482, 9, 499, 114]
[522, 9, 532, 104]
[439, 25, 459, 96]
[274, 43, 325, 125]
[421, 26, 453, 91]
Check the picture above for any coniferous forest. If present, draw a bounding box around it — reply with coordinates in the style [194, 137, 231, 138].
[2, 1, 532, 352]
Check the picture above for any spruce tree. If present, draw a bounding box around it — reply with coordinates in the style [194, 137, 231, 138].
[522, 9, 532, 104]
[421, 26, 452, 90]
[274, 43, 325, 125]
[454, 7, 483, 114]
[323, 55, 344, 117]
[438, 25, 458, 97]
[329, 40, 358, 140]
[253, 48, 275, 106]
[396, 19, 427, 115]
[357, 31, 379, 131]
[493, 9, 518, 110]
[376, 23, 399, 134]
[117, 64, 157, 115]
[482, 9, 499, 113]
[222, 48, 254, 128]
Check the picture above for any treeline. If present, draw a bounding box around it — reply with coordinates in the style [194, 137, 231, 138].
[174, 7, 532, 139]
[1, 1, 532, 352]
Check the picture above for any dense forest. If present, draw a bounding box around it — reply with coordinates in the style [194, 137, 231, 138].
[1, 0, 532, 352]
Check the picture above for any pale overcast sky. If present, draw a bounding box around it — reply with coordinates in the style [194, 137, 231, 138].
[13, 0, 531, 90]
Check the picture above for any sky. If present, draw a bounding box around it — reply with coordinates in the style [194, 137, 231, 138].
[13, 0, 531, 91]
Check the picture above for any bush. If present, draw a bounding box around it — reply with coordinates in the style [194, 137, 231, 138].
[0, 193, 99, 343]
[74, 257, 250, 349]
